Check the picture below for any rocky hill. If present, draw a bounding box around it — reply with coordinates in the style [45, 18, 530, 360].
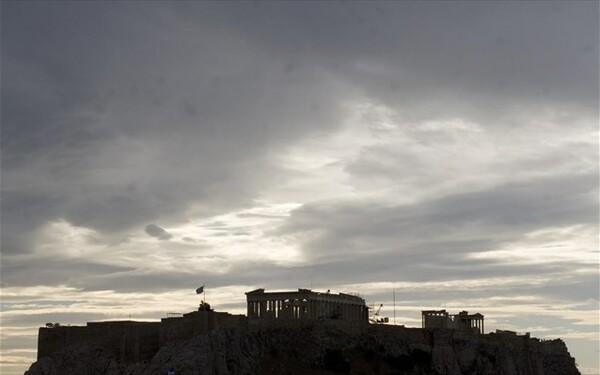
[26, 325, 580, 375]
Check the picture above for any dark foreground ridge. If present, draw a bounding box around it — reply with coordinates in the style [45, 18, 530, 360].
[26, 310, 579, 375]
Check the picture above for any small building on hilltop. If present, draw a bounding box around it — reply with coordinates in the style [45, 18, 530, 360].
[246, 288, 369, 324]
[421, 309, 484, 334]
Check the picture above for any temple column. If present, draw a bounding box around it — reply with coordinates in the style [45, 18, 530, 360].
[259, 301, 266, 318]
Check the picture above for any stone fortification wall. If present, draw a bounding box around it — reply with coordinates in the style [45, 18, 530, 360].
[159, 316, 194, 345]
[37, 311, 247, 363]
[37, 326, 87, 359]
[38, 321, 161, 362]
[160, 310, 247, 345]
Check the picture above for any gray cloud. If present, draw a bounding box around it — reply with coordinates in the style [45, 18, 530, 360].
[275, 173, 597, 260]
[2, 1, 597, 256]
[0, 257, 134, 288]
[1, 2, 598, 373]
[1, 1, 349, 256]
[144, 224, 173, 241]
[189, 2, 598, 111]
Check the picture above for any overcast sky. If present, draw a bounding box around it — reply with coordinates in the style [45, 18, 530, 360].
[1, 2, 598, 374]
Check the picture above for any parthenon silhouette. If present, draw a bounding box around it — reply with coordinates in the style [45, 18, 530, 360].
[246, 288, 369, 323]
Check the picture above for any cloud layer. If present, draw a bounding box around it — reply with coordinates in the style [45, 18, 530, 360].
[1, 2, 598, 374]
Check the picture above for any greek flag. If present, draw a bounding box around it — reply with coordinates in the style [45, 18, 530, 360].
[196, 285, 204, 294]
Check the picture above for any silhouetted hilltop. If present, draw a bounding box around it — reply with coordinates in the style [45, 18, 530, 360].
[26, 324, 579, 375]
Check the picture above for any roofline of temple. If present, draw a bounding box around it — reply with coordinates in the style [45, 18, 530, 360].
[245, 288, 364, 302]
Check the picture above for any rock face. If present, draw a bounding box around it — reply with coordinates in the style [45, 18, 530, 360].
[25, 326, 580, 375]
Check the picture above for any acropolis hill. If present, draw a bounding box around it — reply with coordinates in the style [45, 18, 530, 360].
[26, 288, 580, 375]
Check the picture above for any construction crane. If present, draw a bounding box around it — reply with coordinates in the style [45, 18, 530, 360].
[369, 304, 389, 324]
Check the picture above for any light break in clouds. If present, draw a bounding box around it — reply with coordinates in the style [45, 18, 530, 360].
[1, 2, 598, 375]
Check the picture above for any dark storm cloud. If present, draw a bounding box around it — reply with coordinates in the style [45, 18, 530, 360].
[0, 191, 61, 255]
[144, 224, 173, 241]
[1, 1, 358, 259]
[186, 1, 598, 111]
[2, 1, 597, 256]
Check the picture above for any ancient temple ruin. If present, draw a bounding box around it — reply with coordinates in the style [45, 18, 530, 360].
[421, 309, 484, 334]
[246, 288, 369, 323]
